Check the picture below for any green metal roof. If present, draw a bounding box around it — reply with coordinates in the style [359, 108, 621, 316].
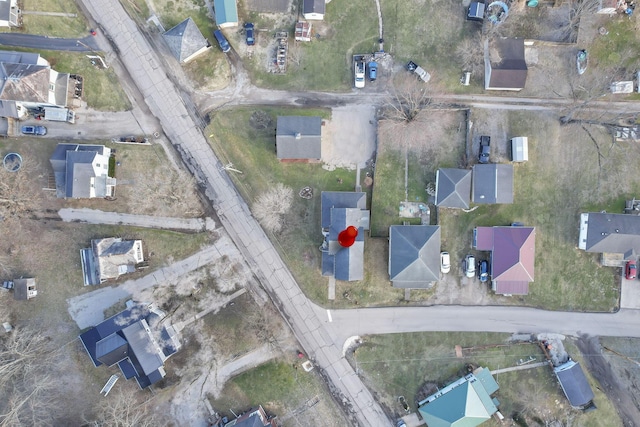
[418, 371, 499, 427]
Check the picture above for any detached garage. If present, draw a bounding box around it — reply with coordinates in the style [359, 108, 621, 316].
[511, 136, 528, 162]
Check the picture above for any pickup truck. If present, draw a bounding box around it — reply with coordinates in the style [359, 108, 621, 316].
[354, 59, 365, 88]
[407, 61, 431, 82]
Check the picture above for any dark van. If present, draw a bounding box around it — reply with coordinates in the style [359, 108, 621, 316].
[213, 30, 230, 53]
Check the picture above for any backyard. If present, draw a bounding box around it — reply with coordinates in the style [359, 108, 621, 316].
[350, 332, 621, 426]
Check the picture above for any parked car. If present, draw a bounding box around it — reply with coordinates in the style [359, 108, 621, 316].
[626, 260, 637, 280]
[368, 61, 377, 81]
[354, 58, 365, 88]
[21, 125, 47, 136]
[479, 260, 489, 282]
[440, 252, 451, 274]
[465, 255, 476, 278]
[213, 29, 230, 53]
[244, 22, 255, 46]
[479, 135, 490, 164]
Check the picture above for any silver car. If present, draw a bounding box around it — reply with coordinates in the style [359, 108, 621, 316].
[465, 255, 476, 278]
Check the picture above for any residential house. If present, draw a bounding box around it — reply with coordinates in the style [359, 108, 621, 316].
[81, 237, 144, 286]
[389, 225, 441, 288]
[49, 143, 116, 199]
[79, 302, 181, 389]
[484, 38, 528, 91]
[578, 212, 640, 259]
[13, 278, 37, 300]
[276, 116, 322, 162]
[435, 168, 472, 209]
[215, 405, 277, 427]
[214, 0, 238, 27]
[418, 367, 501, 427]
[320, 192, 370, 281]
[0, 51, 70, 119]
[474, 226, 535, 295]
[303, 0, 326, 20]
[472, 164, 513, 204]
[163, 18, 211, 63]
[0, 0, 19, 27]
[554, 360, 595, 410]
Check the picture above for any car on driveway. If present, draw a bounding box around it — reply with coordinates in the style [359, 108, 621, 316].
[479, 260, 489, 282]
[213, 29, 230, 53]
[367, 61, 377, 81]
[465, 255, 476, 278]
[479, 135, 490, 164]
[244, 22, 255, 46]
[626, 260, 637, 280]
[21, 125, 47, 136]
[440, 252, 451, 274]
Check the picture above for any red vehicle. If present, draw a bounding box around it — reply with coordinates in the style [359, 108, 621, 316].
[625, 260, 637, 280]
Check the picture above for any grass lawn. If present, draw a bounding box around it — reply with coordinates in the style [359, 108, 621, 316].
[352, 332, 621, 426]
[18, 0, 88, 38]
[209, 360, 350, 426]
[206, 107, 411, 306]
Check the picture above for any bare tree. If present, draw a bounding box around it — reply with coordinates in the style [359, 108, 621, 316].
[0, 327, 60, 427]
[253, 184, 294, 233]
[134, 170, 203, 217]
[0, 159, 42, 221]
[289, 43, 303, 68]
[383, 77, 437, 123]
[87, 386, 166, 427]
[455, 37, 485, 77]
[552, 0, 600, 43]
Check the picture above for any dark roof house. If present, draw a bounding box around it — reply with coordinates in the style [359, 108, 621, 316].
[472, 164, 513, 204]
[578, 212, 640, 258]
[389, 225, 441, 288]
[81, 237, 144, 286]
[276, 116, 322, 162]
[418, 367, 500, 427]
[484, 38, 528, 91]
[303, 0, 326, 20]
[320, 192, 370, 281]
[49, 143, 116, 199]
[0, 51, 69, 119]
[79, 302, 181, 389]
[435, 168, 472, 209]
[474, 226, 535, 295]
[554, 360, 595, 410]
[163, 18, 211, 63]
[214, 0, 239, 27]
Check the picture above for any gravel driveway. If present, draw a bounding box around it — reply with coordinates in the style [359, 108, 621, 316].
[322, 105, 377, 169]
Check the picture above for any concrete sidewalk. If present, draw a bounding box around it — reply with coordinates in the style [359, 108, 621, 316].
[58, 208, 216, 231]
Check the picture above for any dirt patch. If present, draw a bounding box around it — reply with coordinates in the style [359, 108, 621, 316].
[322, 105, 377, 170]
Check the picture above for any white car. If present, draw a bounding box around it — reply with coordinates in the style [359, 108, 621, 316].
[440, 252, 451, 274]
[354, 59, 365, 88]
[465, 255, 476, 278]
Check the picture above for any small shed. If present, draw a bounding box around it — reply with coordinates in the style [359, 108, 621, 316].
[511, 137, 528, 162]
[467, 2, 485, 21]
[611, 81, 634, 94]
[295, 21, 312, 42]
[14, 278, 37, 300]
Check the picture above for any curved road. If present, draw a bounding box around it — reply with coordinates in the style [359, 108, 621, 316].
[0, 33, 100, 51]
[52, 3, 640, 426]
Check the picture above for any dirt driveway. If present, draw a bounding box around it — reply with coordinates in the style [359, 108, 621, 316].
[322, 105, 377, 170]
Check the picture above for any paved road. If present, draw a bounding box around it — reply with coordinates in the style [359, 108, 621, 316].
[58, 208, 216, 231]
[315, 305, 640, 352]
[0, 33, 100, 51]
[79, 2, 390, 426]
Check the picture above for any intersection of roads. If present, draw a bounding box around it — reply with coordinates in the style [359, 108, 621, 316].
[10, 1, 640, 425]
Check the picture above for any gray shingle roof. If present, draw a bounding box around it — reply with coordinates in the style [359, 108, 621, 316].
[554, 360, 594, 409]
[472, 164, 513, 204]
[276, 116, 322, 160]
[389, 225, 440, 288]
[435, 168, 471, 209]
[163, 18, 210, 63]
[580, 212, 640, 256]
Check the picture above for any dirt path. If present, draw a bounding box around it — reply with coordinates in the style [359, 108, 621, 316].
[58, 208, 216, 231]
[576, 335, 640, 427]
